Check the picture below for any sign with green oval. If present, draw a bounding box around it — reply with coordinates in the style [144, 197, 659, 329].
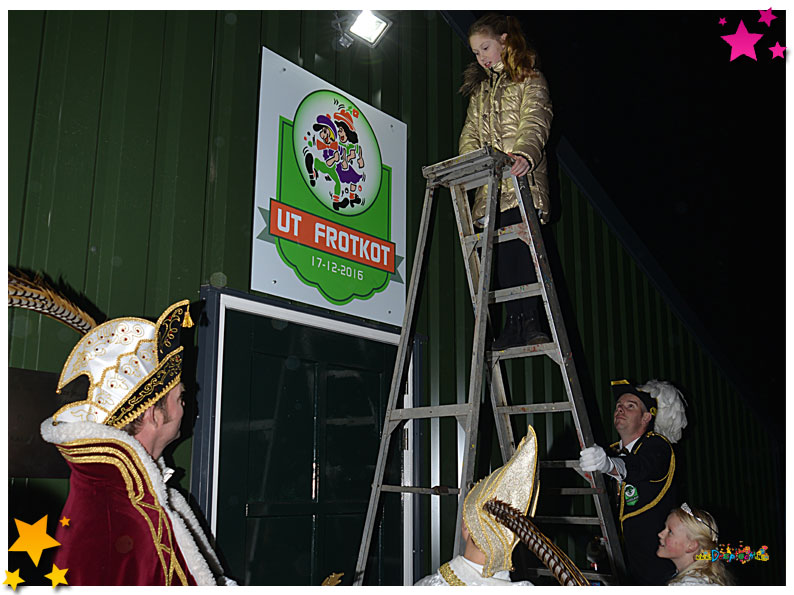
[252, 48, 406, 327]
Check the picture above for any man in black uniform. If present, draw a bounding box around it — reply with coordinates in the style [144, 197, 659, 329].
[579, 379, 686, 585]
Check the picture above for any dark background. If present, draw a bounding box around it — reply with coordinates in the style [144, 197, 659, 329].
[446, 10, 786, 433]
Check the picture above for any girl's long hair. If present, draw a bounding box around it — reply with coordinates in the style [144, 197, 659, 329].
[469, 14, 539, 82]
[667, 507, 733, 586]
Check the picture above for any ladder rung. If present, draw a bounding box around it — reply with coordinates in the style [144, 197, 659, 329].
[490, 283, 543, 304]
[532, 515, 602, 526]
[496, 402, 572, 415]
[488, 342, 557, 360]
[381, 485, 460, 496]
[463, 223, 527, 252]
[545, 487, 604, 496]
[389, 404, 470, 421]
[523, 567, 616, 584]
[539, 460, 581, 469]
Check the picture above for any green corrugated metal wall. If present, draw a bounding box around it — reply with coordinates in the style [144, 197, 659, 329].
[8, 10, 781, 584]
[545, 173, 781, 583]
[8, 8, 470, 484]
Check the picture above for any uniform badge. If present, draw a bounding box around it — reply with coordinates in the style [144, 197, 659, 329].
[624, 484, 639, 506]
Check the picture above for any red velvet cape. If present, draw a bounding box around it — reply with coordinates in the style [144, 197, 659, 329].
[53, 438, 197, 586]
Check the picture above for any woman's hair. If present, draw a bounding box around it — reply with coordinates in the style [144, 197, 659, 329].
[667, 506, 733, 586]
[468, 13, 539, 83]
[334, 119, 358, 144]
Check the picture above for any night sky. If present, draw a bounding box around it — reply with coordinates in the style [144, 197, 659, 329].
[451, 9, 786, 432]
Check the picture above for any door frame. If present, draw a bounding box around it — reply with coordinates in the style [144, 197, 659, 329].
[189, 286, 416, 583]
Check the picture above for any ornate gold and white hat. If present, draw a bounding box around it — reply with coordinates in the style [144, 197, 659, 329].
[462, 425, 539, 578]
[52, 300, 193, 428]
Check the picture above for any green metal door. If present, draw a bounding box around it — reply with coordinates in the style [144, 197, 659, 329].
[215, 308, 402, 585]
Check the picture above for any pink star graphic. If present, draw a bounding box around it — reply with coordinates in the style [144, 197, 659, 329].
[769, 42, 786, 59]
[721, 20, 764, 61]
[718, 17, 727, 26]
[758, 8, 777, 27]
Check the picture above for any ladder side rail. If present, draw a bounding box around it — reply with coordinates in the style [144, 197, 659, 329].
[510, 175, 594, 446]
[487, 361, 518, 463]
[510, 175, 627, 579]
[451, 167, 503, 557]
[449, 169, 516, 466]
[353, 184, 437, 585]
[589, 475, 628, 578]
[449, 184, 480, 303]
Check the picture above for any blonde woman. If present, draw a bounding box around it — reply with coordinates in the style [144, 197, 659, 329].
[657, 503, 733, 585]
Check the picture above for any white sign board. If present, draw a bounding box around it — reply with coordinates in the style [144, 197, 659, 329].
[252, 47, 407, 328]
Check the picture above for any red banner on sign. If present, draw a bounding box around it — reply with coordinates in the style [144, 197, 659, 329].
[270, 201, 395, 274]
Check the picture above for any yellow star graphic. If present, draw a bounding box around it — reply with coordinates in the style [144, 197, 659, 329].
[2, 569, 25, 591]
[8, 516, 60, 566]
[59, 517, 70, 528]
[44, 564, 68, 588]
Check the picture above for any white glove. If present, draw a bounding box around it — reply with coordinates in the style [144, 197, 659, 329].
[579, 446, 613, 474]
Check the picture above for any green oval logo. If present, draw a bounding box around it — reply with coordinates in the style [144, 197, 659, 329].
[293, 90, 382, 216]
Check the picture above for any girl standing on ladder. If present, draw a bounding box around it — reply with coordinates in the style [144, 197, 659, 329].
[459, 13, 553, 350]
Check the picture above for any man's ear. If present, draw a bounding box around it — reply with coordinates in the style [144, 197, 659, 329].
[142, 404, 158, 427]
[642, 411, 653, 426]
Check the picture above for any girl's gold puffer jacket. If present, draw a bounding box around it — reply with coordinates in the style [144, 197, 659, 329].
[459, 61, 553, 224]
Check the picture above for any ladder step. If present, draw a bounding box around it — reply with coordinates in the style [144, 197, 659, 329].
[545, 487, 604, 496]
[381, 485, 460, 496]
[490, 283, 543, 304]
[539, 460, 581, 469]
[422, 147, 512, 188]
[389, 404, 470, 421]
[523, 567, 616, 584]
[496, 402, 572, 415]
[488, 342, 557, 360]
[463, 222, 527, 252]
[532, 515, 602, 526]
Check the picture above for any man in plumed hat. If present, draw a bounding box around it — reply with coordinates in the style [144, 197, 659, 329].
[579, 379, 687, 586]
[40, 300, 235, 586]
[415, 427, 538, 586]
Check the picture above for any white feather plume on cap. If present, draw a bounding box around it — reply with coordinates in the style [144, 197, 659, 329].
[638, 379, 688, 443]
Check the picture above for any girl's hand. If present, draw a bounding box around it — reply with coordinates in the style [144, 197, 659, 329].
[509, 154, 530, 177]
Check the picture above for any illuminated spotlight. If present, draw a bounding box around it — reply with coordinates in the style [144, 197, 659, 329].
[349, 10, 392, 48]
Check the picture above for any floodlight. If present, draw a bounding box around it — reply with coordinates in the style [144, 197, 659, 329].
[348, 10, 392, 48]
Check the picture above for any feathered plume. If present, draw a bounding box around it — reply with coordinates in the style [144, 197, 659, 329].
[8, 268, 97, 335]
[483, 499, 590, 586]
[639, 379, 688, 443]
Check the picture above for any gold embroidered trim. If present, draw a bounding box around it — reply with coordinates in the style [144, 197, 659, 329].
[619, 434, 675, 528]
[439, 563, 466, 586]
[90, 337, 156, 404]
[57, 439, 188, 585]
[156, 301, 190, 355]
[464, 428, 537, 577]
[106, 350, 183, 428]
[57, 316, 153, 392]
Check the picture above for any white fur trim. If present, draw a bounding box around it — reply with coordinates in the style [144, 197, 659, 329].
[40, 417, 228, 585]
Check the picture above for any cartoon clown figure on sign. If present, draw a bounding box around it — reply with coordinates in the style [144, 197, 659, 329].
[295, 90, 382, 215]
[304, 114, 344, 209]
[333, 108, 365, 207]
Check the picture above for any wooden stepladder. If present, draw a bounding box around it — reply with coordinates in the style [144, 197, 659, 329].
[353, 146, 626, 585]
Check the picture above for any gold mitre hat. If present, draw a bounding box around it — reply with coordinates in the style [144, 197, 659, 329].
[52, 300, 193, 427]
[463, 425, 539, 577]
